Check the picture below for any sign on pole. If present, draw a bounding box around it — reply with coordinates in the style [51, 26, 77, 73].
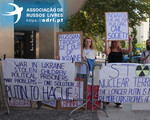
[105, 12, 129, 41]
[57, 31, 83, 62]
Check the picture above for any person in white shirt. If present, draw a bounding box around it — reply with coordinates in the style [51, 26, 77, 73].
[141, 39, 150, 63]
[82, 37, 96, 76]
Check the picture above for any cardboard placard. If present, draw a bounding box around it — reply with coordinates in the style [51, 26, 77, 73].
[57, 31, 83, 62]
[105, 12, 129, 41]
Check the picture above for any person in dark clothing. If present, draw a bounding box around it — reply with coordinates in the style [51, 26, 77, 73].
[104, 36, 132, 108]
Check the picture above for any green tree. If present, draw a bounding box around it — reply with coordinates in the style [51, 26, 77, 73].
[136, 41, 146, 52]
[131, 26, 138, 55]
[125, 41, 146, 54]
[94, 36, 104, 52]
[61, 0, 150, 52]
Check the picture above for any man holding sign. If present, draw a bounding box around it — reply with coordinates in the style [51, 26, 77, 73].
[104, 12, 132, 108]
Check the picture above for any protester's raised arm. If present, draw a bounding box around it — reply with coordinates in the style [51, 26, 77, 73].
[105, 39, 110, 56]
[122, 36, 132, 55]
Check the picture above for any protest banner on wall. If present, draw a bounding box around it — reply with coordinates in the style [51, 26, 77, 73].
[2, 58, 75, 101]
[105, 12, 129, 41]
[57, 31, 83, 62]
[99, 63, 150, 103]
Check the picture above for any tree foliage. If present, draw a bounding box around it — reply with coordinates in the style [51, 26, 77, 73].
[125, 40, 146, 54]
[136, 41, 146, 52]
[61, 0, 150, 52]
[94, 36, 104, 52]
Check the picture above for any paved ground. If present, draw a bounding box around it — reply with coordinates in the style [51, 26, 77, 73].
[0, 108, 99, 120]
[1, 103, 150, 120]
[97, 103, 150, 120]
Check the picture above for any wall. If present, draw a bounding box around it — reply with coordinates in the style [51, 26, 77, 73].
[0, 0, 14, 108]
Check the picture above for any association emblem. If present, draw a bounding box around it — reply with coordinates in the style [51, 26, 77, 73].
[2, 3, 23, 24]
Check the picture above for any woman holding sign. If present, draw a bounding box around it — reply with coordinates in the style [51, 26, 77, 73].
[104, 36, 132, 108]
[105, 37, 132, 63]
[82, 37, 96, 76]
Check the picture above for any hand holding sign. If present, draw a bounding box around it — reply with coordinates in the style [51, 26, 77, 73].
[129, 36, 132, 42]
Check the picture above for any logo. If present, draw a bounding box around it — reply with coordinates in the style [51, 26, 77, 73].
[136, 65, 150, 77]
[3, 3, 23, 24]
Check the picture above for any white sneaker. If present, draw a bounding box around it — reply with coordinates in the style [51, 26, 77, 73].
[88, 77, 92, 85]
[90, 71, 92, 76]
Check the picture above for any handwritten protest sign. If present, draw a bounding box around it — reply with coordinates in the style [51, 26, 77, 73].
[2, 58, 75, 101]
[105, 12, 129, 40]
[57, 32, 83, 62]
[8, 98, 31, 107]
[99, 63, 150, 103]
[61, 81, 83, 107]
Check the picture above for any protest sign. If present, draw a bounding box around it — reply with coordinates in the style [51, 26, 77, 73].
[2, 58, 75, 101]
[57, 32, 83, 62]
[99, 63, 150, 103]
[105, 12, 129, 41]
[56, 32, 85, 109]
[61, 81, 83, 108]
[7, 98, 31, 107]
